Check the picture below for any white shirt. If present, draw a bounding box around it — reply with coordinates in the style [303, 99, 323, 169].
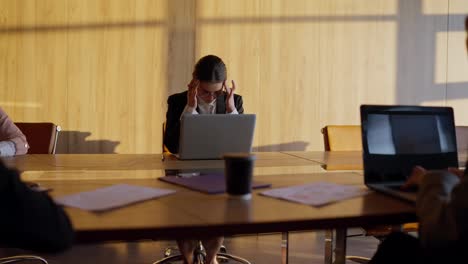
[0, 141, 16, 157]
[181, 96, 239, 117]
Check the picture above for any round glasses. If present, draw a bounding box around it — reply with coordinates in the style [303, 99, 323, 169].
[197, 88, 224, 98]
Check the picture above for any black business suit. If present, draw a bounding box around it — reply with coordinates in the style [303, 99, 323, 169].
[163, 91, 244, 154]
[0, 161, 74, 252]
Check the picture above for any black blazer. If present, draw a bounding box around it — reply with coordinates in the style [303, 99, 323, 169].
[0, 161, 74, 252]
[163, 91, 244, 154]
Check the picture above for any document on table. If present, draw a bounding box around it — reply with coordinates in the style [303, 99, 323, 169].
[260, 182, 369, 207]
[55, 184, 176, 212]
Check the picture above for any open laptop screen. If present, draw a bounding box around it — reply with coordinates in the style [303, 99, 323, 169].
[361, 105, 458, 184]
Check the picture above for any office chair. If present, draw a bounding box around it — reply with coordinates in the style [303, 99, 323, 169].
[321, 125, 362, 151]
[156, 124, 251, 264]
[14, 122, 61, 154]
[321, 125, 418, 263]
[0, 255, 48, 264]
[153, 241, 250, 264]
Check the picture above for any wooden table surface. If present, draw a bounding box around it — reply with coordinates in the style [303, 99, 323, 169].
[25, 170, 415, 244]
[2, 153, 418, 264]
[2, 153, 416, 247]
[284, 151, 468, 171]
[2, 152, 321, 172]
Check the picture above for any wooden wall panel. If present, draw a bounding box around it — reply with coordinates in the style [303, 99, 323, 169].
[447, 0, 468, 126]
[0, 0, 466, 153]
[196, 0, 429, 151]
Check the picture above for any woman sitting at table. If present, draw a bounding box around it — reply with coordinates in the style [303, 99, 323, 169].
[164, 55, 244, 264]
[163, 55, 244, 154]
[0, 107, 28, 156]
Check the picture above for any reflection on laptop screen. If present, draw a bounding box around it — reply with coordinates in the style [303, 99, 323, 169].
[367, 114, 456, 155]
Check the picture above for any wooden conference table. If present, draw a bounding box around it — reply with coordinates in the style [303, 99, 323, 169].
[1, 152, 417, 264]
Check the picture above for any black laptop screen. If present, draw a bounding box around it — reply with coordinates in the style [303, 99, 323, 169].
[366, 113, 456, 155]
[361, 105, 458, 184]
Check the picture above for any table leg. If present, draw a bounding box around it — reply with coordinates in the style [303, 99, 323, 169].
[333, 228, 347, 264]
[324, 229, 333, 264]
[281, 232, 289, 264]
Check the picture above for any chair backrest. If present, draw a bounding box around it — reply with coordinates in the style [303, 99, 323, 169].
[321, 125, 362, 151]
[14, 122, 61, 154]
[321, 125, 467, 152]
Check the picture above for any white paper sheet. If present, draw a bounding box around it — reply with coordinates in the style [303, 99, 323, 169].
[55, 184, 176, 212]
[260, 182, 369, 207]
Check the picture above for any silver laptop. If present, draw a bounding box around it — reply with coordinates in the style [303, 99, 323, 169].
[361, 105, 458, 202]
[177, 114, 256, 160]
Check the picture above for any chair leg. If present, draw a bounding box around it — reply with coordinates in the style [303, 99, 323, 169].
[217, 253, 251, 264]
[324, 229, 333, 264]
[334, 228, 347, 264]
[163, 246, 179, 258]
[281, 232, 289, 264]
[152, 254, 185, 264]
[154, 242, 251, 264]
[0, 255, 48, 264]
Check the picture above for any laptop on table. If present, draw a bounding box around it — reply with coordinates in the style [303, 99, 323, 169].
[177, 114, 256, 160]
[360, 105, 458, 202]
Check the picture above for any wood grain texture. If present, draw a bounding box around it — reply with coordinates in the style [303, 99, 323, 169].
[24, 172, 415, 243]
[1, 152, 320, 172]
[1, 0, 466, 153]
[447, 0, 468, 126]
[284, 150, 468, 171]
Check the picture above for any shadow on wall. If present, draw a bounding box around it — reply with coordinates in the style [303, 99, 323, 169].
[466, 16, 468, 54]
[55, 131, 120, 154]
[252, 141, 309, 152]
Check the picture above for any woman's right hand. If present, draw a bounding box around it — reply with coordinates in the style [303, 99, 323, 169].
[187, 79, 199, 108]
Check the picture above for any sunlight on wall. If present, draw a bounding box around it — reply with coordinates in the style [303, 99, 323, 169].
[0, 102, 42, 108]
[421, 0, 448, 15]
[1, 0, 170, 153]
[447, 31, 468, 83]
[197, 0, 398, 19]
[449, 0, 468, 14]
[436, 31, 468, 84]
[2, 0, 466, 152]
[197, 10, 399, 150]
[434, 32, 448, 84]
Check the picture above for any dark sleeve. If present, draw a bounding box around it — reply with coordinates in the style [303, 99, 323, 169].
[163, 94, 185, 154]
[417, 171, 460, 249]
[0, 162, 74, 252]
[235, 95, 244, 114]
[450, 176, 468, 243]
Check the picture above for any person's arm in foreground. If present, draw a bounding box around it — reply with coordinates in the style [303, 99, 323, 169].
[0, 161, 74, 252]
[404, 166, 468, 249]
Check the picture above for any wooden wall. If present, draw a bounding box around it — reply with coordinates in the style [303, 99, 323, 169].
[0, 0, 467, 153]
